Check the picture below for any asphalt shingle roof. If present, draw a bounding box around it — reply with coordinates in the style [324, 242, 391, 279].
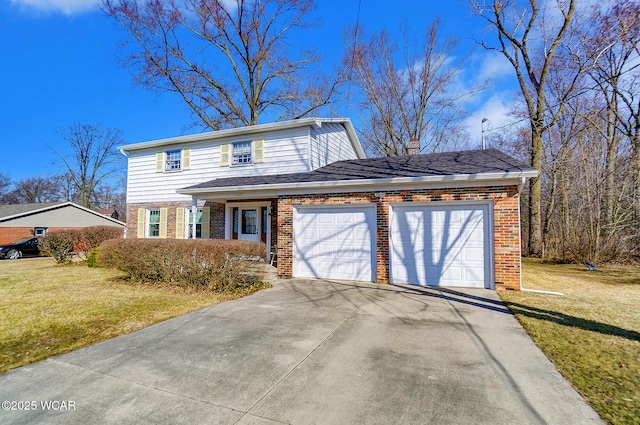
[0, 203, 62, 220]
[183, 148, 535, 191]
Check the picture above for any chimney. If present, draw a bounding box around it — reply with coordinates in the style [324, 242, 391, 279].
[407, 138, 420, 155]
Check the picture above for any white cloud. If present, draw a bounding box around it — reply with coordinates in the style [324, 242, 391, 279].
[9, 0, 99, 15]
[475, 52, 513, 84]
[463, 93, 522, 149]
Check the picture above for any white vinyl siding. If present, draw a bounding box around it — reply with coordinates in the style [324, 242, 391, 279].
[309, 122, 359, 169]
[126, 127, 313, 204]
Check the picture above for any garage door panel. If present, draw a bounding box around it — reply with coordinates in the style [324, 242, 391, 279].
[294, 207, 376, 282]
[391, 204, 490, 288]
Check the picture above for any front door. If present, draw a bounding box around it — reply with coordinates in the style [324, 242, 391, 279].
[238, 208, 260, 243]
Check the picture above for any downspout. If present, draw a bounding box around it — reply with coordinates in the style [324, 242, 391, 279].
[516, 177, 564, 296]
[119, 148, 130, 239]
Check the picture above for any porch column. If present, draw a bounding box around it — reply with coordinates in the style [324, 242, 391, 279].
[191, 198, 197, 239]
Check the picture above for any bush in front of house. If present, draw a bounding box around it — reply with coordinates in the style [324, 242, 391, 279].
[96, 239, 266, 291]
[39, 233, 75, 264]
[40, 226, 124, 264]
[86, 247, 100, 268]
[80, 226, 124, 252]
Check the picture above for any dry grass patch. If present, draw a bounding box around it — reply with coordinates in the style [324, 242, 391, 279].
[500, 259, 640, 425]
[0, 258, 270, 374]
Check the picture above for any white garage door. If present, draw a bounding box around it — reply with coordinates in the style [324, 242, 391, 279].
[390, 203, 491, 288]
[294, 206, 376, 281]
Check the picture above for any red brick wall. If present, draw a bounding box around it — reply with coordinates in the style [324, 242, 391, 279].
[0, 228, 33, 245]
[0, 227, 93, 245]
[126, 201, 238, 241]
[276, 185, 522, 291]
[206, 202, 226, 239]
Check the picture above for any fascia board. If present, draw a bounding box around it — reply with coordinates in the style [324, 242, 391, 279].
[178, 170, 539, 198]
[118, 118, 338, 152]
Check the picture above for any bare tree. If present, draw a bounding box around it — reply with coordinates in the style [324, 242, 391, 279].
[583, 0, 640, 239]
[0, 173, 12, 203]
[472, 0, 578, 256]
[11, 177, 61, 204]
[345, 20, 478, 156]
[103, 0, 339, 130]
[53, 124, 124, 209]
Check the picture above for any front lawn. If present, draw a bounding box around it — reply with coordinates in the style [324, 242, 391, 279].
[500, 259, 640, 425]
[0, 258, 269, 374]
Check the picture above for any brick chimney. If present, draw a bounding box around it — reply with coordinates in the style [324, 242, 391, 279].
[407, 138, 420, 155]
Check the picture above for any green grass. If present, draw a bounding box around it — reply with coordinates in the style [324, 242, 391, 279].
[0, 258, 270, 374]
[500, 259, 640, 425]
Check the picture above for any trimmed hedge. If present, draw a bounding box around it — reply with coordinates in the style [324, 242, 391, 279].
[39, 226, 124, 264]
[97, 239, 266, 291]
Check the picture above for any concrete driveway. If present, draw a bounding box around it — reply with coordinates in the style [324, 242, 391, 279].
[0, 279, 602, 425]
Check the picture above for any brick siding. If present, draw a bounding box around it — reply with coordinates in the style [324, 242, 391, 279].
[276, 185, 522, 291]
[0, 228, 34, 245]
[0, 227, 87, 245]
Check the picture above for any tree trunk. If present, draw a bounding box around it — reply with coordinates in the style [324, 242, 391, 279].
[528, 126, 544, 256]
[604, 104, 618, 227]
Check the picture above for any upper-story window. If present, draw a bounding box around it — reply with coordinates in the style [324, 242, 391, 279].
[220, 139, 263, 167]
[232, 142, 252, 165]
[165, 150, 182, 171]
[155, 148, 190, 173]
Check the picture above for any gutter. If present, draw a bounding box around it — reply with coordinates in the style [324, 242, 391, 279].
[177, 170, 539, 197]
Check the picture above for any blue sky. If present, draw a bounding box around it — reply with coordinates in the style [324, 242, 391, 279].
[0, 0, 517, 183]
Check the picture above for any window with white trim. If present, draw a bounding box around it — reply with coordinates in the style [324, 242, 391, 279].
[186, 208, 203, 239]
[34, 227, 47, 237]
[148, 209, 161, 237]
[165, 150, 182, 171]
[232, 141, 252, 165]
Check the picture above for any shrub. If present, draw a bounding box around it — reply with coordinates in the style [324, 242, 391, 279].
[97, 239, 266, 292]
[39, 233, 74, 264]
[40, 226, 124, 264]
[86, 248, 100, 268]
[81, 226, 124, 252]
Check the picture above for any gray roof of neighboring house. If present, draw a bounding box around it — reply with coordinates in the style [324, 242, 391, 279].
[181, 148, 537, 192]
[0, 203, 61, 219]
[0, 202, 125, 226]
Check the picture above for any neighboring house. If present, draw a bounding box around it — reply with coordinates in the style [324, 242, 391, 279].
[120, 117, 537, 290]
[94, 208, 120, 221]
[0, 202, 126, 245]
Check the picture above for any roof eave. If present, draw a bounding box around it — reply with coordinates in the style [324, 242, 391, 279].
[177, 170, 538, 198]
[117, 117, 359, 152]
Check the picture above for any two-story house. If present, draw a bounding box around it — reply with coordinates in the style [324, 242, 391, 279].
[120, 117, 537, 291]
